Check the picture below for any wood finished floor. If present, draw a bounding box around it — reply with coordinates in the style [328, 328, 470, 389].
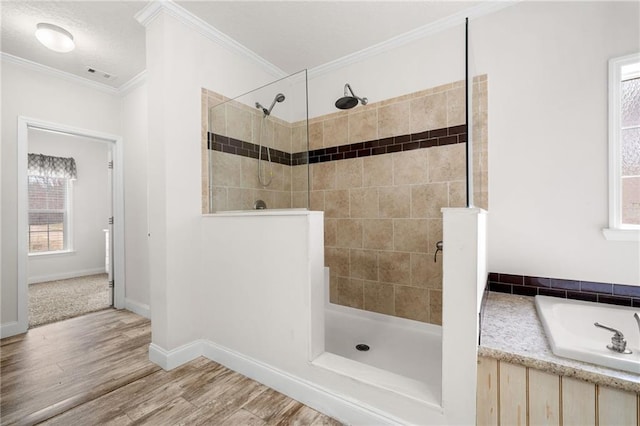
[0, 309, 342, 426]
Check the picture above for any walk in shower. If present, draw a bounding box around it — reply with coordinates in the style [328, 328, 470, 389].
[204, 70, 309, 213]
[202, 19, 488, 415]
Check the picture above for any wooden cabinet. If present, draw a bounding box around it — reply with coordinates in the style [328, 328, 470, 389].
[477, 357, 639, 426]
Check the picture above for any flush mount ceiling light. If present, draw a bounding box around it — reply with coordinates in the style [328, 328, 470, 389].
[35, 23, 75, 53]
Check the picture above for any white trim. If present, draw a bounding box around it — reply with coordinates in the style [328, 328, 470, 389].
[134, 1, 287, 79]
[148, 340, 204, 371]
[125, 298, 151, 319]
[28, 249, 76, 257]
[118, 70, 147, 96]
[15, 116, 126, 338]
[1, 52, 119, 95]
[308, 1, 519, 79]
[0, 52, 146, 97]
[602, 228, 640, 242]
[0, 322, 23, 339]
[27, 268, 106, 285]
[201, 340, 400, 426]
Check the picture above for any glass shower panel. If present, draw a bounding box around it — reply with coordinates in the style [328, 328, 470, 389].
[466, 18, 488, 210]
[205, 70, 308, 213]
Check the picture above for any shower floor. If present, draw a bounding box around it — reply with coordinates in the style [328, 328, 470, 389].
[322, 302, 442, 404]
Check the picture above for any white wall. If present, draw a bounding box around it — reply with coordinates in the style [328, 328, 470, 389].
[27, 130, 109, 283]
[471, 2, 640, 285]
[121, 82, 150, 314]
[1, 60, 122, 325]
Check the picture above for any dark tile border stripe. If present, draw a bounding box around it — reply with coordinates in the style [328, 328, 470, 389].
[487, 272, 640, 308]
[207, 124, 467, 166]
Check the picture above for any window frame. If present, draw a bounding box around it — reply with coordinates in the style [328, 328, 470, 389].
[27, 175, 74, 256]
[604, 52, 640, 241]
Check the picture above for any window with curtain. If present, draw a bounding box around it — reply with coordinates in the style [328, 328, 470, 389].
[27, 153, 77, 253]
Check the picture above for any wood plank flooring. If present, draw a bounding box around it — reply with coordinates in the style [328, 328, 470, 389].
[0, 309, 341, 426]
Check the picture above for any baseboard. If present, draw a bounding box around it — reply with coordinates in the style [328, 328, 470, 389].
[28, 268, 106, 284]
[125, 299, 150, 319]
[0, 321, 27, 339]
[201, 340, 398, 426]
[148, 340, 203, 371]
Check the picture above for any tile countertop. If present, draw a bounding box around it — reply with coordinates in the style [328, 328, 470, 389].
[478, 292, 640, 393]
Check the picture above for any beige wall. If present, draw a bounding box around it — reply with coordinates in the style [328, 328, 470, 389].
[202, 78, 488, 326]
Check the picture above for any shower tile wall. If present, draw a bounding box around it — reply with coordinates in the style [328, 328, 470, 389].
[202, 77, 488, 326]
[202, 89, 308, 212]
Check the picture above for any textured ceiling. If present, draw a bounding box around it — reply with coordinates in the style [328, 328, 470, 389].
[0, 1, 480, 90]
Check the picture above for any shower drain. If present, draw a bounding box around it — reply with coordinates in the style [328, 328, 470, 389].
[355, 344, 370, 351]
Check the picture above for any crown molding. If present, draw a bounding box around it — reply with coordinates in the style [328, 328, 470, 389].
[308, 1, 519, 79]
[135, 0, 287, 79]
[1, 52, 119, 95]
[118, 70, 147, 95]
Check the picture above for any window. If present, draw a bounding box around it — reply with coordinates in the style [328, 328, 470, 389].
[28, 176, 71, 252]
[27, 153, 76, 253]
[605, 53, 640, 241]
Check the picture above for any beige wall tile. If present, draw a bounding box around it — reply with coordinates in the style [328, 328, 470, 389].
[379, 186, 410, 218]
[329, 275, 339, 304]
[212, 186, 227, 212]
[363, 155, 393, 187]
[324, 218, 337, 247]
[393, 149, 428, 186]
[410, 253, 442, 289]
[309, 121, 323, 150]
[292, 124, 307, 153]
[274, 122, 292, 153]
[325, 247, 349, 277]
[364, 281, 395, 316]
[311, 162, 336, 190]
[212, 151, 241, 187]
[394, 219, 429, 252]
[324, 190, 349, 218]
[448, 181, 467, 208]
[379, 251, 410, 285]
[410, 92, 447, 134]
[395, 286, 429, 323]
[362, 219, 393, 250]
[292, 165, 308, 192]
[336, 158, 363, 189]
[350, 187, 379, 218]
[337, 277, 364, 309]
[429, 290, 442, 325]
[310, 190, 324, 211]
[228, 188, 255, 210]
[378, 101, 411, 139]
[227, 104, 253, 142]
[336, 219, 363, 248]
[240, 156, 259, 189]
[411, 183, 448, 218]
[348, 109, 377, 143]
[255, 189, 275, 210]
[428, 144, 466, 183]
[273, 191, 292, 209]
[427, 219, 443, 254]
[446, 87, 466, 127]
[210, 104, 227, 136]
[291, 191, 307, 208]
[323, 116, 348, 148]
[350, 249, 378, 281]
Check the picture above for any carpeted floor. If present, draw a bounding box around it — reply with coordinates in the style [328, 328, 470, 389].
[29, 273, 112, 328]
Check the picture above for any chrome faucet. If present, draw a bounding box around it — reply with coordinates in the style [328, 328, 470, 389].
[635, 313, 640, 345]
[594, 322, 632, 354]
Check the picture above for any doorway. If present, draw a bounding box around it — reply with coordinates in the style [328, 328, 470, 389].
[16, 117, 125, 333]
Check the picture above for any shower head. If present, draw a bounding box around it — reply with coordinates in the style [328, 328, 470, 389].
[256, 93, 286, 116]
[335, 83, 368, 110]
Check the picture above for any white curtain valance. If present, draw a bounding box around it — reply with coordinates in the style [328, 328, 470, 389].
[28, 153, 77, 180]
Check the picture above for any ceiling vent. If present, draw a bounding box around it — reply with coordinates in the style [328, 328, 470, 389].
[85, 66, 117, 80]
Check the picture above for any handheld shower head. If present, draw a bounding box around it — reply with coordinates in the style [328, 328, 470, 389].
[256, 93, 286, 116]
[335, 83, 368, 110]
